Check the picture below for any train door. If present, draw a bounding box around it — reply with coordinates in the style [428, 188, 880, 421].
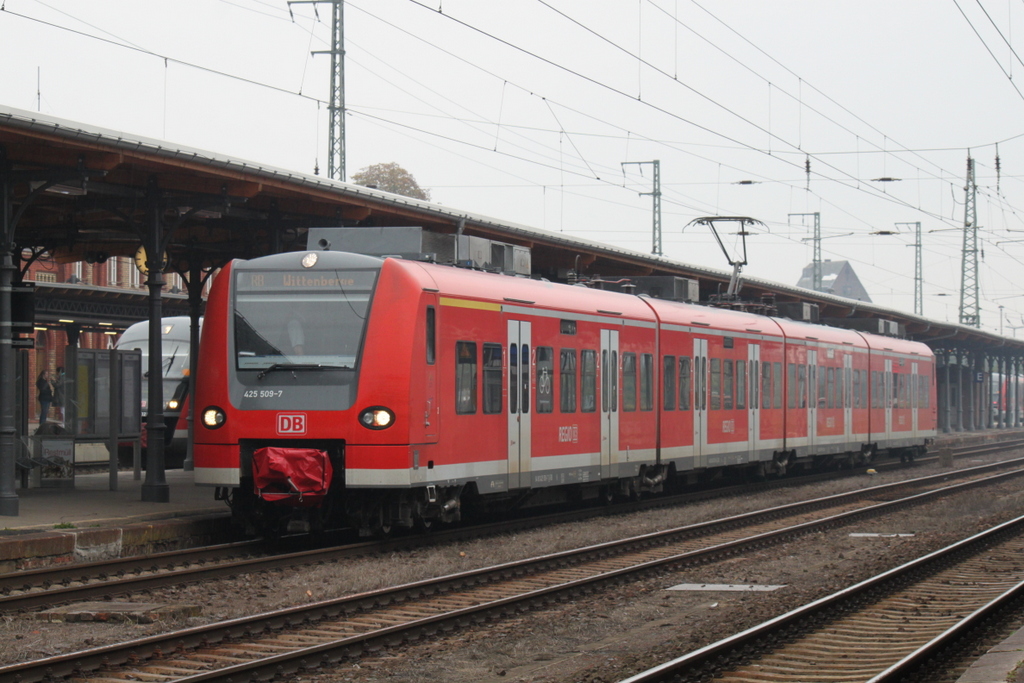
[694, 338, 708, 469]
[911, 362, 919, 437]
[507, 320, 532, 489]
[424, 302, 439, 443]
[748, 343, 760, 461]
[884, 359, 894, 437]
[807, 350, 818, 450]
[600, 329, 619, 479]
[843, 354, 853, 441]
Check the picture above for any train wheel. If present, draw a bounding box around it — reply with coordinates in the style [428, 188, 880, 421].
[601, 485, 615, 506]
[415, 516, 434, 533]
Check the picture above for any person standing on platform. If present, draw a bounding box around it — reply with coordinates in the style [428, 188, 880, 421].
[52, 366, 66, 424]
[36, 369, 53, 424]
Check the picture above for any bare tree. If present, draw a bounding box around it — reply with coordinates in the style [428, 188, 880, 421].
[350, 162, 431, 201]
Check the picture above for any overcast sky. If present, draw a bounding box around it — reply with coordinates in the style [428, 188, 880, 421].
[3, 1, 1024, 334]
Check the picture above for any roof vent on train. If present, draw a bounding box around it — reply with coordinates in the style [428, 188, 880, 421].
[305, 226, 531, 277]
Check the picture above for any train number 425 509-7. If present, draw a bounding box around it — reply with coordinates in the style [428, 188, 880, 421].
[243, 389, 285, 398]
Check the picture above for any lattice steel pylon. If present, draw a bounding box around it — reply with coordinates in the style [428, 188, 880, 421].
[291, 0, 346, 181]
[896, 222, 923, 316]
[621, 160, 662, 256]
[959, 156, 980, 328]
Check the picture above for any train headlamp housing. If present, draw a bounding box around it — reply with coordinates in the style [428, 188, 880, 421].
[359, 406, 395, 430]
[201, 406, 226, 429]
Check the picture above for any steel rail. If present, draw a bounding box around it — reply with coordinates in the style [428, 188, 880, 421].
[2, 462, 1023, 682]
[0, 436, 1020, 614]
[619, 514, 1024, 683]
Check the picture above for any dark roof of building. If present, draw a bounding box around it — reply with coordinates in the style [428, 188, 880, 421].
[0, 105, 1016, 351]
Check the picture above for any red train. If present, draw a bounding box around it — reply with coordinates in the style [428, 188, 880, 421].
[193, 249, 936, 537]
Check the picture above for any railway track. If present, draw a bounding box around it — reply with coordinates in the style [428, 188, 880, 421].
[619, 513, 1024, 683]
[0, 438, 1020, 614]
[2, 452, 1023, 682]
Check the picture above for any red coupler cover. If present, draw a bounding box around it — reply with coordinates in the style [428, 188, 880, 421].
[252, 447, 333, 506]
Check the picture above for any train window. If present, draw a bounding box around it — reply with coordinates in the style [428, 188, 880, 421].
[456, 341, 478, 415]
[560, 349, 577, 413]
[663, 356, 676, 411]
[601, 350, 609, 413]
[482, 343, 502, 414]
[622, 353, 637, 412]
[581, 350, 597, 413]
[699, 357, 708, 410]
[510, 344, 519, 414]
[640, 354, 654, 411]
[710, 358, 721, 410]
[761, 362, 771, 410]
[737, 360, 746, 410]
[749, 360, 757, 410]
[426, 307, 436, 365]
[679, 357, 691, 411]
[787, 363, 797, 409]
[560, 320, 577, 335]
[522, 344, 530, 414]
[843, 366, 851, 409]
[798, 364, 807, 409]
[773, 362, 783, 409]
[536, 347, 554, 414]
[827, 367, 835, 409]
[816, 366, 826, 408]
[870, 370, 878, 408]
[723, 360, 734, 410]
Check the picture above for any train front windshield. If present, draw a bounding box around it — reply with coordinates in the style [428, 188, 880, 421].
[233, 268, 378, 371]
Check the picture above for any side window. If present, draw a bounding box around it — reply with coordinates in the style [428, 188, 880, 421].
[679, 356, 691, 411]
[787, 363, 797, 409]
[640, 353, 654, 411]
[560, 349, 577, 413]
[746, 359, 755, 410]
[601, 350, 609, 413]
[622, 352, 637, 411]
[522, 344, 531, 414]
[456, 341, 477, 414]
[761, 361, 771, 409]
[510, 344, 519, 414]
[827, 367, 835, 409]
[426, 306, 436, 365]
[773, 361, 783, 408]
[817, 365, 827, 408]
[581, 350, 597, 413]
[663, 355, 676, 411]
[798, 364, 807, 409]
[723, 359, 734, 410]
[482, 343, 502, 414]
[710, 358, 721, 410]
[536, 346, 554, 414]
[736, 359, 746, 410]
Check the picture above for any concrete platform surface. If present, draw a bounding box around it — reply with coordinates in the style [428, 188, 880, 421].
[3, 468, 224, 531]
[0, 469, 231, 571]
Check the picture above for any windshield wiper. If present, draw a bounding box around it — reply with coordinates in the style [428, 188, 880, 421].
[256, 363, 352, 380]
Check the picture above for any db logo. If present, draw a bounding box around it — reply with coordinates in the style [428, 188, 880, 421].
[277, 413, 307, 435]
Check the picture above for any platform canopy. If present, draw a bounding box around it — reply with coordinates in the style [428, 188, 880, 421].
[1, 105, 1019, 352]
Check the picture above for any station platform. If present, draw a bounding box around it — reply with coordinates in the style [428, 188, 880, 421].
[0, 468, 231, 572]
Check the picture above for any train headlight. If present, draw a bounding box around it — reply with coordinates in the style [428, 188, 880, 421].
[166, 399, 181, 411]
[359, 406, 395, 430]
[201, 406, 226, 429]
